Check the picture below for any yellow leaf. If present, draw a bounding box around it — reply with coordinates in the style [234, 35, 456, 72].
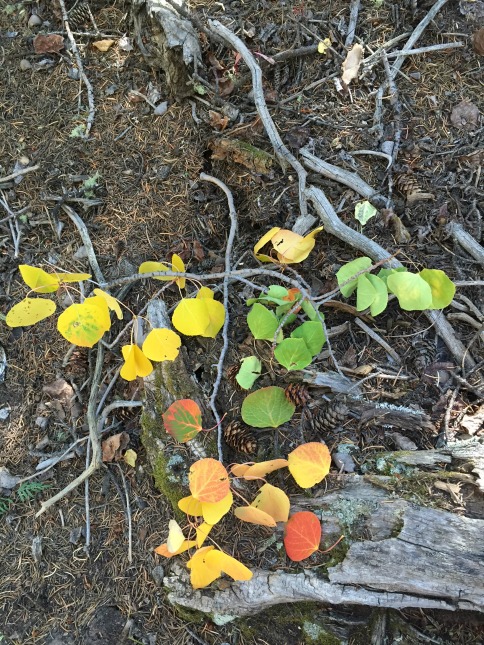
[234, 505, 277, 527]
[93, 288, 123, 320]
[154, 540, 196, 558]
[200, 298, 225, 338]
[123, 449, 137, 467]
[231, 459, 289, 480]
[178, 495, 203, 517]
[139, 260, 172, 281]
[196, 522, 213, 548]
[171, 253, 186, 289]
[6, 297, 56, 327]
[251, 483, 290, 522]
[196, 286, 215, 300]
[187, 547, 253, 589]
[254, 227, 281, 263]
[57, 296, 111, 347]
[287, 442, 331, 488]
[93, 39, 115, 52]
[201, 491, 233, 525]
[120, 344, 153, 381]
[172, 298, 210, 335]
[167, 519, 186, 554]
[54, 272, 92, 284]
[271, 226, 323, 264]
[318, 38, 331, 54]
[19, 265, 59, 293]
[142, 328, 181, 362]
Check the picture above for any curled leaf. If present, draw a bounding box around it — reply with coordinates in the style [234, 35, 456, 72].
[120, 344, 153, 381]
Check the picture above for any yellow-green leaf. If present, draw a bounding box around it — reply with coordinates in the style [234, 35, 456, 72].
[93, 288, 123, 320]
[142, 328, 181, 362]
[57, 296, 111, 347]
[120, 344, 153, 381]
[123, 449, 137, 467]
[6, 297, 56, 327]
[19, 265, 59, 293]
[172, 298, 211, 335]
[318, 38, 331, 54]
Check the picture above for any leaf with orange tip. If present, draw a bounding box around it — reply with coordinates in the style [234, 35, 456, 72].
[288, 442, 331, 488]
[189, 458, 230, 503]
[234, 505, 277, 527]
[167, 519, 185, 553]
[154, 540, 196, 558]
[284, 511, 321, 561]
[201, 491, 233, 525]
[187, 546, 253, 589]
[251, 483, 290, 523]
[231, 459, 289, 481]
[178, 495, 203, 517]
[162, 399, 203, 443]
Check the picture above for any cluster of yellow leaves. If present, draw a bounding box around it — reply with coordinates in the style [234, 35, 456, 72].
[120, 327, 181, 381]
[254, 226, 323, 264]
[155, 444, 331, 588]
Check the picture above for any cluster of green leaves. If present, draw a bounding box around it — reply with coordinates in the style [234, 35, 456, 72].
[0, 482, 50, 518]
[336, 257, 455, 315]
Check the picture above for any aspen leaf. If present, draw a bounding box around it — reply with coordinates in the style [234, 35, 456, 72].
[189, 458, 230, 503]
[290, 321, 325, 356]
[167, 519, 186, 553]
[387, 272, 432, 311]
[123, 449, 137, 467]
[171, 253, 186, 289]
[172, 296, 225, 338]
[93, 39, 115, 52]
[120, 344, 153, 381]
[241, 386, 295, 428]
[6, 297, 56, 327]
[187, 546, 252, 589]
[138, 254, 186, 288]
[270, 226, 323, 264]
[288, 442, 331, 488]
[418, 269, 455, 309]
[354, 200, 377, 226]
[254, 226, 281, 262]
[196, 522, 213, 548]
[53, 272, 91, 283]
[162, 399, 203, 443]
[356, 274, 376, 311]
[318, 38, 331, 54]
[155, 540, 196, 557]
[57, 296, 111, 347]
[93, 288, 123, 320]
[252, 483, 290, 523]
[341, 43, 364, 85]
[230, 459, 289, 480]
[336, 257, 372, 297]
[19, 265, 59, 293]
[178, 495, 203, 517]
[235, 356, 262, 390]
[196, 286, 214, 299]
[234, 506, 277, 527]
[200, 491, 233, 525]
[366, 274, 388, 316]
[284, 511, 321, 561]
[274, 337, 313, 371]
[142, 328, 181, 362]
[247, 303, 280, 340]
[199, 298, 225, 338]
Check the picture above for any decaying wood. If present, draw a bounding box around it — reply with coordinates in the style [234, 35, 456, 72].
[132, 0, 201, 97]
[446, 221, 484, 266]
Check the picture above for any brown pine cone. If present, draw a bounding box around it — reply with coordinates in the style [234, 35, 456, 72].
[395, 173, 434, 204]
[68, 2, 91, 28]
[284, 383, 311, 407]
[308, 401, 349, 435]
[223, 420, 257, 454]
[410, 338, 436, 374]
[225, 364, 240, 387]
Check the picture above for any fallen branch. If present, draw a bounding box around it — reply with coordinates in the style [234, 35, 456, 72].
[446, 221, 484, 266]
[0, 164, 40, 184]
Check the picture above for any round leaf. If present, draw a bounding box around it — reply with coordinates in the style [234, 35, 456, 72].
[354, 200, 377, 226]
[235, 356, 262, 390]
[387, 272, 432, 311]
[142, 328, 181, 362]
[251, 483, 290, 523]
[6, 297, 56, 327]
[284, 511, 321, 561]
[57, 296, 111, 347]
[163, 399, 203, 443]
[366, 274, 388, 316]
[241, 386, 295, 428]
[247, 303, 280, 340]
[288, 442, 331, 488]
[290, 321, 325, 356]
[274, 337, 313, 371]
[419, 269, 455, 309]
[189, 458, 230, 503]
[336, 257, 372, 297]
[356, 274, 376, 311]
[172, 298, 210, 336]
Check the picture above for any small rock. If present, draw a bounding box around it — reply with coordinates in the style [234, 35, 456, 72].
[35, 416, 49, 430]
[0, 467, 20, 490]
[20, 59, 32, 71]
[450, 100, 480, 129]
[28, 14, 42, 28]
[153, 101, 168, 116]
[32, 536, 43, 563]
[0, 407, 11, 421]
[73, 245, 88, 260]
[151, 565, 164, 586]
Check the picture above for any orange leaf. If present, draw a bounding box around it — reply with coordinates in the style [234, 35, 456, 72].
[234, 506, 277, 527]
[284, 511, 321, 561]
[162, 399, 203, 443]
[230, 459, 289, 481]
[154, 540, 196, 558]
[189, 458, 230, 503]
[287, 442, 331, 488]
[187, 546, 252, 589]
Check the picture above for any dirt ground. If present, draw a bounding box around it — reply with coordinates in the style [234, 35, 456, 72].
[0, 0, 483, 643]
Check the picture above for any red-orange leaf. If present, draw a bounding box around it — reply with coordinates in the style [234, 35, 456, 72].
[284, 511, 321, 562]
[163, 399, 203, 443]
[189, 458, 230, 503]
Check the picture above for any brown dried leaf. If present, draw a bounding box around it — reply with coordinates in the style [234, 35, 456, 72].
[209, 138, 274, 176]
[208, 110, 230, 132]
[434, 480, 463, 504]
[33, 34, 64, 54]
[92, 39, 115, 52]
[341, 44, 364, 85]
[450, 100, 480, 129]
[192, 240, 205, 262]
[218, 77, 234, 97]
[473, 27, 484, 55]
[102, 432, 130, 462]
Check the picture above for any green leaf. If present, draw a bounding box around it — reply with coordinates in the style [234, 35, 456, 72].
[275, 309, 297, 323]
[235, 356, 262, 390]
[290, 321, 325, 356]
[366, 274, 388, 316]
[336, 257, 372, 297]
[354, 201, 377, 226]
[247, 303, 280, 340]
[356, 274, 376, 311]
[419, 269, 455, 309]
[241, 386, 295, 428]
[301, 299, 319, 321]
[274, 338, 313, 371]
[267, 285, 289, 300]
[377, 267, 407, 285]
[387, 272, 432, 311]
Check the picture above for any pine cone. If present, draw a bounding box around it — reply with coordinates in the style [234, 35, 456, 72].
[225, 364, 240, 387]
[395, 173, 434, 204]
[285, 383, 311, 407]
[68, 2, 91, 28]
[64, 348, 88, 380]
[223, 420, 257, 454]
[308, 401, 349, 434]
[410, 338, 436, 373]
